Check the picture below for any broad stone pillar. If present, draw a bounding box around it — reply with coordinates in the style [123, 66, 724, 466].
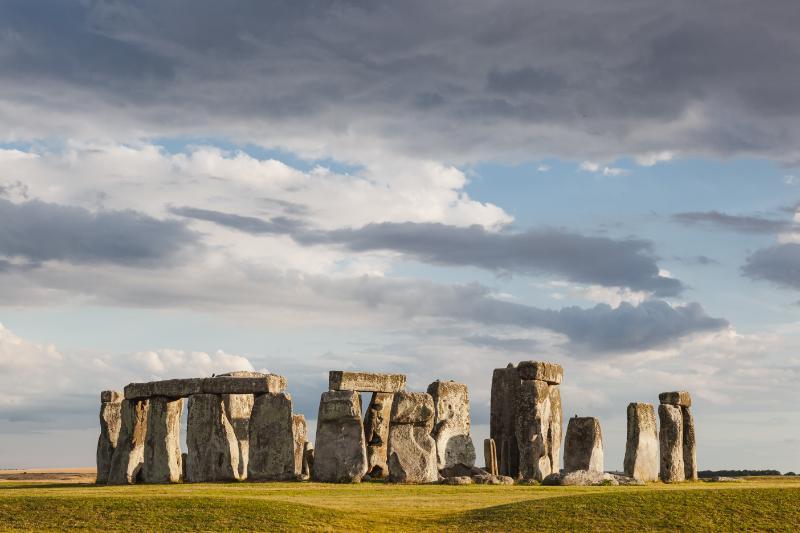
[247, 393, 296, 480]
[313, 390, 368, 482]
[186, 394, 241, 482]
[515, 379, 552, 480]
[96, 391, 123, 484]
[292, 414, 307, 477]
[682, 407, 698, 481]
[623, 403, 658, 482]
[108, 399, 149, 485]
[563, 416, 603, 473]
[364, 392, 393, 478]
[427, 380, 476, 470]
[142, 396, 184, 483]
[387, 392, 438, 483]
[490, 364, 520, 477]
[484, 438, 498, 475]
[658, 404, 684, 482]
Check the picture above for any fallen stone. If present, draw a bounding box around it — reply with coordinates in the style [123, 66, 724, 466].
[609, 472, 646, 486]
[292, 414, 307, 476]
[313, 390, 368, 482]
[107, 399, 149, 485]
[517, 361, 563, 384]
[490, 364, 521, 477]
[387, 392, 438, 483]
[708, 476, 742, 482]
[329, 371, 406, 392]
[658, 404, 685, 483]
[248, 393, 296, 481]
[364, 391, 393, 478]
[515, 379, 552, 481]
[439, 463, 488, 478]
[302, 441, 314, 479]
[623, 402, 659, 482]
[472, 473, 515, 485]
[543, 470, 618, 486]
[682, 406, 698, 481]
[484, 438, 498, 475]
[185, 394, 241, 482]
[564, 416, 603, 473]
[427, 380, 476, 470]
[96, 392, 123, 484]
[441, 475, 474, 485]
[222, 393, 255, 480]
[658, 391, 692, 407]
[142, 396, 184, 483]
[547, 384, 562, 475]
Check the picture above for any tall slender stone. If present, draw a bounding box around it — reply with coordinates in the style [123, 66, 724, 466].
[682, 406, 698, 481]
[387, 392, 438, 483]
[107, 399, 149, 485]
[96, 391, 123, 484]
[427, 380, 476, 470]
[490, 364, 520, 477]
[247, 393, 296, 481]
[515, 379, 552, 480]
[364, 392, 393, 478]
[185, 394, 241, 482]
[484, 438, 498, 475]
[547, 384, 562, 474]
[302, 441, 314, 479]
[223, 393, 255, 480]
[313, 390, 368, 482]
[658, 404, 684, 482]
[624, 403, 658, 482]
[142, 396, 184, 483]
[292, 414, 307, 477]
[563, 416, 603, 473]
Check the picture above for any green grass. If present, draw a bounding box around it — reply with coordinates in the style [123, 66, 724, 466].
[1, 477, 798, 531]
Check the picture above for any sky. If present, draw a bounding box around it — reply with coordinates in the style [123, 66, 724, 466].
[0, 0, 798, 472]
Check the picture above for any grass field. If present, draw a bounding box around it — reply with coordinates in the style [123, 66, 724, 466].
[1, 476, 798, 531]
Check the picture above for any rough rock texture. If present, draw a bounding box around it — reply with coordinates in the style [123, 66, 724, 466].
[547, 384, 562, 474]
[222, 393, 254, 480]
[292, 414, 307, 476]
[515, 379, 552, 481]
[427, 380, 476, 470]
[387, 392, 438, 483]
[623, 402, 659, 482]
[329, 371, 406, 392]
[709, 476, 742, 482]
[107, 399, 149, 485]
[659, 391, 692, 407]
[517, 361, 563, 384]
[543, 470, 619, 486]
[124, 375, 286, 400]
[484, 438, 498, 475]
[313, 390, 368, 482]
[490, 364, 521, 477]
[363, 392, 393, 477]
[142, 396, 184, 483]
[247, 393, 296, 481]
[563, 417, 603, 473]
[185, 394, 241, 482]
[302, 441, 314, 479]
[439, 464, 487, 478]
[472, 474, 515, 485]
[682, 406, 698, 481]
[124, 379, 202, 400]
[96, 392, 123, 484]
[658, 404, 685, 483]
[441, 476, 474, 485]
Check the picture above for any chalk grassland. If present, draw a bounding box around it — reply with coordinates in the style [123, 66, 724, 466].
[0, 475, 798, 531]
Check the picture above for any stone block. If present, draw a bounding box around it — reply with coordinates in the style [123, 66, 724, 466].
[659, 391, 692, 407]
[96, 397, 123, 484]
[142, 396, 184, 483]
[623, 403, 659, 482]
[364, 392, 393, 478]
[517, 361, 563, 384]
[101, 390, 123, 403]
[185, 394, 241, 482]
[515, 379, 552, 481]
[292, 414, 307, 476]
[390, 392, 435, 427]
[682, 406, 698, 481]
[490, 365, 520, 477]
[387, 424, 438, 483]
[107, 399, 149, 484]
[313, 390, 367, 482]
[318, 390, 363, 421]
[658, 404, 685, 482]
[329, 371, 406, 392]
[248, 393, 296, 481]
[427, 380, 476, 470]
[484, 438, 498, 475]
[202, 375, 286, 395]
[563, 416, 603, 473]
[222, 393, 255, 480]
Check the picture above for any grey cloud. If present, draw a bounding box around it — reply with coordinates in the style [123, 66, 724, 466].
[673, 211, 799, 234]
[167, 206, 304, 235]
[742, 243, 800, 289]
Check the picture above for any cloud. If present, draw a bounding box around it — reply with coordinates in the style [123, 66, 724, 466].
[635, 151, 675, 166]
[580, 161, 629, 176]
[463, 334, 538, 353]
[673, 210, 799, 234]
[742, 243, 800, 289]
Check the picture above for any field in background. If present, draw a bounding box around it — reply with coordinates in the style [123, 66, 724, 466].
[1, 473, 798, 531]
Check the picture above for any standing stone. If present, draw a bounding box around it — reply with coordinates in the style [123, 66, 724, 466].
[490, 364, 521, 477]
[427, 380, 476, 470]
[302, 441, 315, 479]
[222, 393, 255, 480]
[547, 384, 562, 475]
[292, 414, 307, 476]
[142, 396, 184, 483]
[363, 392, 393, 478]
[623, 403, 659, 482]
[107, 399, 149, 485]
[658, 404, 685, 482]
[515, 379, 552, 480]
[563, 416, 603, 473]
[387, 392, 438, 483]
[247, 393, 296, 481]
[96, 391, 123, 484]
[658, 391, 691, 407]
[682, 407, 698, 481]
[313, 390, 368, 482]
[185, 394, 241, 482]
[484, 438, 498, 475]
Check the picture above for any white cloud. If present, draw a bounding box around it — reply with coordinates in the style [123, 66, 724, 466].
[537, 164, 550, 172]
[579, 161, 629, 176]
[635, 151, 675, 166]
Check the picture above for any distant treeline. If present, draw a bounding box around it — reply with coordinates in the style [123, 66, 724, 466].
[697, 470, 784, 478]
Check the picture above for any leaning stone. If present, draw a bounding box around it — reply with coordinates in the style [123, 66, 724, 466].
[682, 406, 698, 481]
[515, 379, 552, 481]
[292, 414, 307, 476]
[490, 364, 521, 477]
[472, 473, 515, 485]
[387, 392, 438, 483]
[142, 396, 184, 483]
[658, 391, 692, 407]
[484, 438, 498, 475]
[185, 394, 241, 482]
[248, 393, 296, 481]
[658, 404, 685, 483]
[329, 371, 406, 392]
[547, 384, 562, 475]
[364, 392, 393, 478]
[302, 441, 314, 479]
[517, 361, 563, 384]
[96, 391, 123, 484]
[427, 380, 476, 470]
[563, 416, 603, 473]
[107, 399, 149, 484]
[313, 390, 368, 482]
[623, 403, 659, 482]
[441, 475, 474, 485]
[222, 393, 255, 480]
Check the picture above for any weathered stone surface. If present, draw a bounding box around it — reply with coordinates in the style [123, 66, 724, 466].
[364, 392, 393, 477]
[329, 371, 406, 392]
[441, 475, 474, 485]
[543, 470, 618, 486]
[658, 404, 685, 483]
[515, 379, 552, 481]
[96, 393, 123, 484]
[659, 391, 692, 407]
[108, 399, 149, 485]
[517, 361, 563, 384]
[547, 384, 562, 475]
[427, 380, 476, 470]
[124, 379, 202, 400]
[439, 464, 487, 478]
[472, 473, 515, 485]
[185, 394, 241, 482]
[484, 438, 498, 475]
[248, 393, 296, 481]
[490, 364, 521, 477]
[313, 390, 368, 482]
[302, 441, 314, 479]
[142, 396, 184, 483]
[124, 375, 286, 400]
[292, 414, 307, 476]
[222, 393, 254, 480]
[387, 392, 438, 483]
[682, 406, 698, 481]
[623, 402, 659, 482]
[563, 416, 603, 473]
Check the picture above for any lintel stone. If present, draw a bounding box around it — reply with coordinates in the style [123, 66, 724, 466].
[329, 371, 406, 392]
[517, 361, 563, 384]
[658, 391, 692, 407]
[123, 375, 286, 400]
[101, 390, 123, 403]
